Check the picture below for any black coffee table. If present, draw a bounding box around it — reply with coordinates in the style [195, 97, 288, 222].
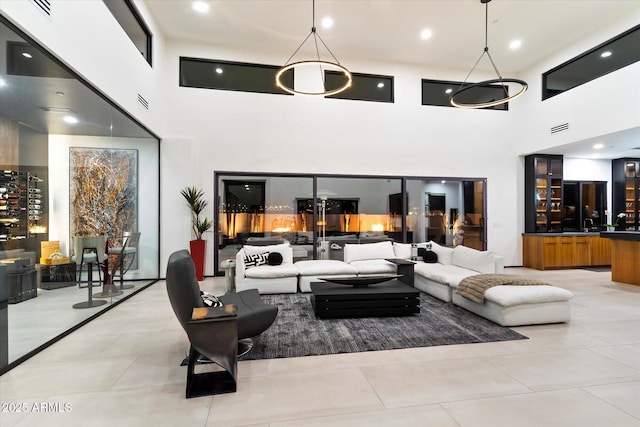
[310, 279, 420, 318]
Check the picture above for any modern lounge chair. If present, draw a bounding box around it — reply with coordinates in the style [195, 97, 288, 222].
[165, 250, 278, 398]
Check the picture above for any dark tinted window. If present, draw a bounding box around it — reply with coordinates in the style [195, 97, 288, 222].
[179, 57, 293, 95]
[543, 25, 640, 100]
[325, 71, 394, 103]
[421, 79, 508, 110]
[103, 0, 152, 65]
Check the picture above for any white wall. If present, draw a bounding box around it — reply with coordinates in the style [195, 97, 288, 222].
[159, 39, 523, 270]
[517, 12, 640, 155]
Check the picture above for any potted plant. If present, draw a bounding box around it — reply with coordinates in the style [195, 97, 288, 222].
[181, 186, 213, 280]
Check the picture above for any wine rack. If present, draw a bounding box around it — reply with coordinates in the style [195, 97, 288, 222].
[0, 170, 45, 241]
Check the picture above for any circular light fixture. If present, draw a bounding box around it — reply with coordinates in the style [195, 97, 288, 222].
[321, 16, 333, 29]
[22, 52, 32, 59]
[450, 0, 527, 108]
[509, 39, 522, 50]
[377, 82, 384, 88]
[215, 67, 223, 74]
[276, 60, 352, 96]
[192, 1, 209, 13]
[600, 51, 612, 58]
[445, 88, 453, 94]
[63, 115, 78, 124]
[450, 78, 528, 109]
[276, 0, 350, 96]
[420, 28, 433, 40]
[593, 143, 604, 149]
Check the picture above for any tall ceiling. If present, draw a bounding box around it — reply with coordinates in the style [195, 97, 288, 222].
[143, 0, 640, 159]
[143, 0, 638, 74]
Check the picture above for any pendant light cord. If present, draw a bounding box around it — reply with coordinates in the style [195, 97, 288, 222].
[456, 0, 508, 96]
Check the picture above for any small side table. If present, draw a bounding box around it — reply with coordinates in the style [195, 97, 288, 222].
[220, 259, 236, 294]
[385, 258, 416, 286]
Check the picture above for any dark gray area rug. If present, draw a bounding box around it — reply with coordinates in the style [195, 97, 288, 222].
[239, 292, 527, 361]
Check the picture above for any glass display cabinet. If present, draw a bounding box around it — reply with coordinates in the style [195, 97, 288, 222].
[612, 158, 640, 230]
[525, 154, 564, 233]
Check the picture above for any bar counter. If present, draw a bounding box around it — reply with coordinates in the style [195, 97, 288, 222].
[522, 232, 611, 270]
[600, 232, 640, 286]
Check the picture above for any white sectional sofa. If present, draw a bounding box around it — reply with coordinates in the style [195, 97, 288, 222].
[413, 243, 505, 303]
[234, 240, 572, 326]
[235, 243, 299, 294]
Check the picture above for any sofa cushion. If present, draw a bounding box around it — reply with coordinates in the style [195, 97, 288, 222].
[484, 285, 573, 307]
[452, 245, 496, 274]
[393, 242, 412, 259]
[244, 252, 269, 268]
[417, 241, 453, 265]
[349, 259, 397, 275]
[414, 262, 478, 286]
[267, 252, 283, 266]
[295, 260, 358, 276]
[344, 241, 395, 263]
[243, 242, 293, 264]
[244, 264, 299, 279]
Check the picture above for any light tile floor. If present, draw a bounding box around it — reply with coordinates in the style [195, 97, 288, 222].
[1, 267, 639, 427]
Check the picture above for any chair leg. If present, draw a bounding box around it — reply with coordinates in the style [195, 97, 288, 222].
[185, 346, 237, 398]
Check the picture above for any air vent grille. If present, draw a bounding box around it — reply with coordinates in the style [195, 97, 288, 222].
[39, 107, 76, 113]
[551, 123, 569, 134]
[31, 0, 51, 17]
[633, 146, 640, 150]
[137, 93, 149, 110]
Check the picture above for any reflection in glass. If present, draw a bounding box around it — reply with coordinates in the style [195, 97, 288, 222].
[0, 18, 159, 373]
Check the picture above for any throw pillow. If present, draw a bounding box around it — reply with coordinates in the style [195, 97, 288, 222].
[267, 251, 283, 266]
[244, 252, 269, 268]
[200, 291, 223, 307]
[418, 247, 438, 263]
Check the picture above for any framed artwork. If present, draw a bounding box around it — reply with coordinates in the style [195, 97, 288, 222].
[69, 147, 138, 248]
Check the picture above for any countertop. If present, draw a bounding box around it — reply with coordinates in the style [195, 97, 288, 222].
[599, 231, 640, 241]
[522, 232, 606, 236]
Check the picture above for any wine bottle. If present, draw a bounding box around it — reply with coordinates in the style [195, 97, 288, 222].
[28, 175, 43, 182]
[29, 215, 40, 221]
[29, 188, 41, 193]
[29, 209, 41, 215]
[0, 188, 6, 193]
[2, 170, 19, 176]
[29, 199, 41, 204]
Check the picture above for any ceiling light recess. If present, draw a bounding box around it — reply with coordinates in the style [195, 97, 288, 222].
[450, 0, 527, 109]
[275, 0, 352, 96]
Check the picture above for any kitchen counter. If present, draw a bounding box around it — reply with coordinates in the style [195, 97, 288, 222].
[599, 232, 640, 285]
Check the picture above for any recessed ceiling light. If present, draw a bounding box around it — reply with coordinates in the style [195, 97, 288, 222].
[600, 51, 612, 58]
[377, 82, 384, 88]
[441, 180, 446, 184]
[321, 16, 333, 29]
[445, 88, 453, 94]
[215, 67, 223, 74]
[593, 143, 604, 149]
[192, 1, 209, 13]
[509, 39, 522, 50]
[22, 52, 32, 59]
[56, 91, 65, 96]
[420, 28, 432, 40]
[0, 78, 6, 87]
[63, 116, 78, 124]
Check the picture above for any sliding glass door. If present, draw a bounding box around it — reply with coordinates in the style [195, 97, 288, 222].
[214, 173, 487, 274]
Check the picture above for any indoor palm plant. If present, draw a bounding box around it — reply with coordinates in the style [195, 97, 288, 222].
[181, 186, 213, 280]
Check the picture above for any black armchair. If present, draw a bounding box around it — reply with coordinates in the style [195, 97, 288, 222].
[166, 250, 278, 398]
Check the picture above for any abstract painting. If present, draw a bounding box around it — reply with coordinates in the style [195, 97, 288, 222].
[69, 148, 137, 247]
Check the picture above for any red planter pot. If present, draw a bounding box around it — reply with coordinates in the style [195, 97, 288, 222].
[189, 239, 206, 281]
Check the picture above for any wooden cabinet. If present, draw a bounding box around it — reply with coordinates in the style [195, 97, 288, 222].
[525, 155, 563, 233]
[612, 158, 640, 231]
[522, 234, 611, 270]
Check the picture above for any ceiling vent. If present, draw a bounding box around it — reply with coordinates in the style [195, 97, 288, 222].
[137, 94, 149, 110]
[31, 0, 52, 18]
[550, 123, 569, 134]
[632, 146, 640, 150]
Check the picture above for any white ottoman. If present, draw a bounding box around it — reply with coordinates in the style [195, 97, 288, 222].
[295, 260, 358, 292]
[452, 285, 573, 326]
